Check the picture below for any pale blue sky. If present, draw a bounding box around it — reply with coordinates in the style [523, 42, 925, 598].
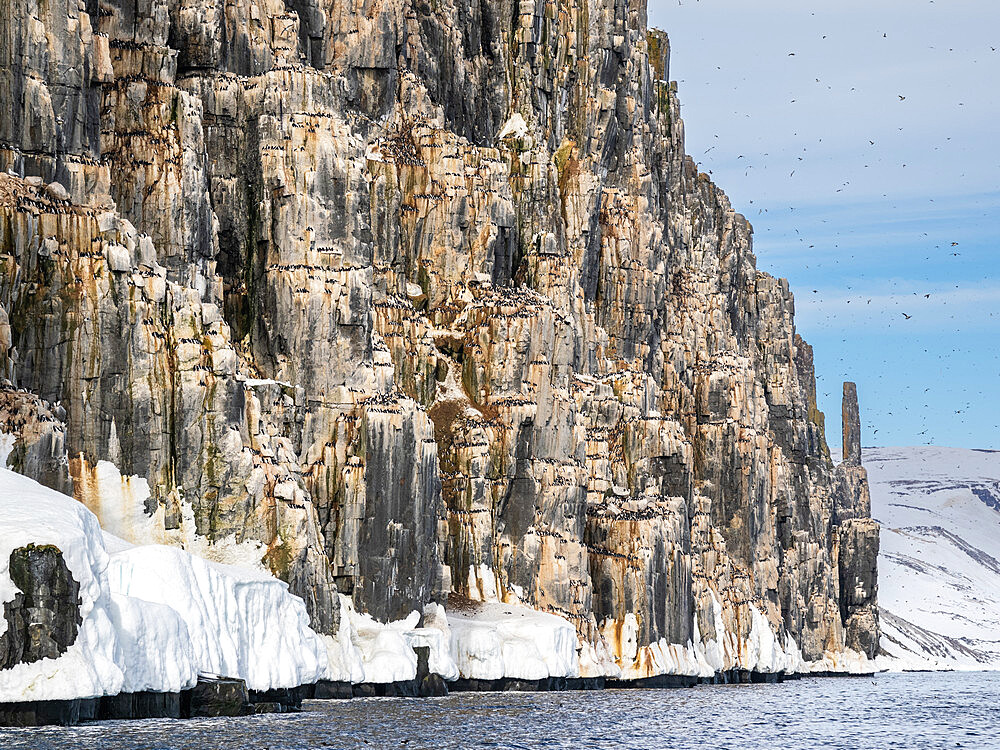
[647, 0, 1000, 450]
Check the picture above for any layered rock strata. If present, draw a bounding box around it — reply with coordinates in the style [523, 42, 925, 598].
[0, 0, 878, 677]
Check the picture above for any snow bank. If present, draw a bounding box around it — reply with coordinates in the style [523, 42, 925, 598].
[448, 601, 580, 681]
[343, 601, 418, 683]
[410, 603, 460, 681]
[321, 596, 366, 684]
[608, 612, 713, 680]
[807, 647, 878, 674]
[0, 469, 124, 702]
[323, 598, 459, 684]
[107, 594, 196, 693]
[608, 594, 805, 680]
[108, 545, 328, 691]
[744, 605, 807, 674]
[0, 467, 328, 700]
[578, 638, 622, 679]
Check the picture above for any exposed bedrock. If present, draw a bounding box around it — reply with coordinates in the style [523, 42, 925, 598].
[0, 0, 878, 674]
[0, 545, 81, 670]
[835, 383, 879, 658]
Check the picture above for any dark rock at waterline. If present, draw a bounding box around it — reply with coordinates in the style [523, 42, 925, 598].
[311, 680, 354, 699]
[99, 691, 182, 719]
[418, 674, 449, 697]
[448, 678, 502, 693]
[248, 686, 303, 712]
[186, 676, 250, 718]
[565, 677, 606, 691]
[352, 680, 419, 698]
[413, 645, 448, 697]
[0, 698, 96, 727]
[252, 702, 284, 714]
[351, 684, 377, 698]
[605, 674, 701, 689]
[450, 675, 596, 693]
[0, 545, 81, 670]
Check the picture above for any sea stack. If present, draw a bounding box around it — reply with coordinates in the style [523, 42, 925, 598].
[836, 382, 880, 658]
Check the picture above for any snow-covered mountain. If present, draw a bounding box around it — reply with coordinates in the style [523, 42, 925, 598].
[867, 446, 1000, 670]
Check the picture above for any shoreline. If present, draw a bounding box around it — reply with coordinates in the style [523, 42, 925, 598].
[0, 669, 880, 728]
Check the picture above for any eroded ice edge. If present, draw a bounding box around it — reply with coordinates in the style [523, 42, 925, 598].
[0, 454, 880, 704]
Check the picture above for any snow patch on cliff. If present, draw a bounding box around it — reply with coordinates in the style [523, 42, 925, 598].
[74, 459, 268, 572]
[0, 469, 125, 702]
[497, 113, 529, 140]
[448, 600, 580, 681]
[0, 467, 329, 700]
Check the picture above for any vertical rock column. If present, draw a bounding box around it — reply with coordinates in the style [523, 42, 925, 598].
[837, 381, 872, 520]
[836, 381, 879, 658]
[842, 382, 862, 467]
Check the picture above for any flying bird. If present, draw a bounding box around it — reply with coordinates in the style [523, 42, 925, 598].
[902, 313, 912, 319]
[898, 95, 906, 100]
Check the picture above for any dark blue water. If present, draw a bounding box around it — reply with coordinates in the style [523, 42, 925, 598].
[2, 672, 998, 749]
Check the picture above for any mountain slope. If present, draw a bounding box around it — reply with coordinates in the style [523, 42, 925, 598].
[867, 446, 1000, 670]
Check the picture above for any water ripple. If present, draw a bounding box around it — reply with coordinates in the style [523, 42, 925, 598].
[1, 673, 998, 750]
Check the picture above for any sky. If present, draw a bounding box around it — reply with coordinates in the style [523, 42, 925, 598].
[646, 0, 1000, 450]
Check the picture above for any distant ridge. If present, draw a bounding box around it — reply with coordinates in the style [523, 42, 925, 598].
[867, 446, 1000, 670]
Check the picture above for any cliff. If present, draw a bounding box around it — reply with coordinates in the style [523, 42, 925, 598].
[0, 0, 878, 679]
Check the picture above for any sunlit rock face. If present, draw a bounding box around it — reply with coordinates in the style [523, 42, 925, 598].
[0, 0, 877, 673]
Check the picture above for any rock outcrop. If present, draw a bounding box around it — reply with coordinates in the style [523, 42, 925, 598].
[835, 383, 879, 658]
[0, 545, 81, 670]
[0, 0, 878, 676]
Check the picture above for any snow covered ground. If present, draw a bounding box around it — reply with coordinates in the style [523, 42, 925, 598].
[867, 446, 1000, 671]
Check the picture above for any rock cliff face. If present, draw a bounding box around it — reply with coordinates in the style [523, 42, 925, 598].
[0, 0, 878, 673]
[0, 545, 81, 670]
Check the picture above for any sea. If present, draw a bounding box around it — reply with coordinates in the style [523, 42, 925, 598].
[2, 671, 997, 749]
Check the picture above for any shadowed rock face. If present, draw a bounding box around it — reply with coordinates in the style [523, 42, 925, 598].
[0, 545, 82, 669]
[835, 384, 879, 659]
[842, 382, 862, 467]
[838, 518, 880, 659]
[0, 0, 877, 668]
